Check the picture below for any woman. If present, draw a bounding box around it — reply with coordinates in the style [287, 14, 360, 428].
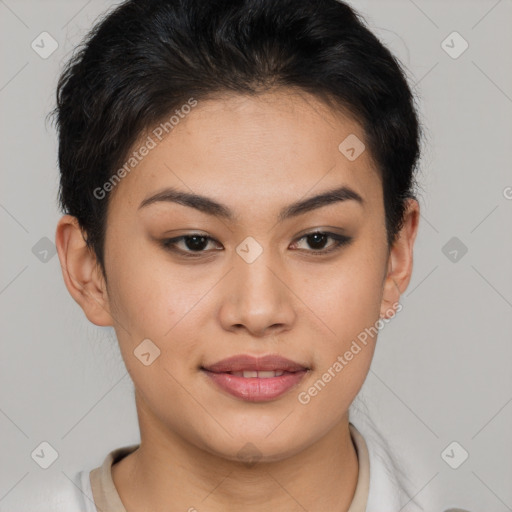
[9, 0, 458, 510]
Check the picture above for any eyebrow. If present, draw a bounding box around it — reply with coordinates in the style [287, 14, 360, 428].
[138, 185, 364, 222]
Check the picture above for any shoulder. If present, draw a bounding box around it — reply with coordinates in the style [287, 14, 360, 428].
[351, 420, 425, 512]
[354, 420, 474, 512]
[365, 433, 416, 511]
[0, 469, 96, 512]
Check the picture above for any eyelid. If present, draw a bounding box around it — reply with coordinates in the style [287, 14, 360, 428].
[161, 233, 222, 256]
[291, 231, 352, 256]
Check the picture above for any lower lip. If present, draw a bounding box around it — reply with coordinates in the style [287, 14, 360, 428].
[202, 370, 308, 402]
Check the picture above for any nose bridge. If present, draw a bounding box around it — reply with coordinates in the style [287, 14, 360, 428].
[234, 242, 283, 306]
[219, 239, 295, 335]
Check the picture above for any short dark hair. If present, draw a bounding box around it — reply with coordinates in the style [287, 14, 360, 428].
[50, 0, 422, 273]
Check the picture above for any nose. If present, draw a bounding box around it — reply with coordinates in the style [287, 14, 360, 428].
[217, 251, 297, 338]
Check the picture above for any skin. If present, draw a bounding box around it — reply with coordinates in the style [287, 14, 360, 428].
[56, 88, 419, 512]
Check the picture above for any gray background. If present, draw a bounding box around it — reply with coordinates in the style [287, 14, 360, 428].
[1, 0, 511, 510]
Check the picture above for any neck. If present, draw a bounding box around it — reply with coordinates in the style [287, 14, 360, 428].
[112, 392, 359, 512]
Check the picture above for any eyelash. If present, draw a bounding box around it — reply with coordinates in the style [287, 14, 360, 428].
[161, 231, 353, 258]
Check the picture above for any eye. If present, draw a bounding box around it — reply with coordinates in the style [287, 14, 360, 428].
[161, 233, 222, 257]
[161, 230, 352, 258]
[290, 231, 353, 255]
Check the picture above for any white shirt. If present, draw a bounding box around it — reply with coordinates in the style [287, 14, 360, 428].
[0, 422, 446, 511]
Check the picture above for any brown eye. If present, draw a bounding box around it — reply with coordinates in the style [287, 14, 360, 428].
[291, 231, 352, 255]
[162, 234, 222, 257]
[180, 235, 209, 251]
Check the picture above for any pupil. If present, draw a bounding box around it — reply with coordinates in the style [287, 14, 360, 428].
[186, 236, 207, 251]
[309, 233, 326, 249]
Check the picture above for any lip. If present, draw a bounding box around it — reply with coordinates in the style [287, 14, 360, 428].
[201, 354, 310, 402]
[202, 369, 308, 402]
[202, 354, 309, 373]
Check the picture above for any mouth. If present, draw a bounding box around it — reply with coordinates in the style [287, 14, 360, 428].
[201, 353, 309, 373]
[200, 354, 310, 402]
[216, 370, 290, 378]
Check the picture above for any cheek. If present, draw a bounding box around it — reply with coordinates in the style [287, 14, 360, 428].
[106, 240, 190, 335]
[296, 244, 385, 393]
[298, 269, 379, 414]
[105, 242, 213, 373]
[300, 252, 385, 340]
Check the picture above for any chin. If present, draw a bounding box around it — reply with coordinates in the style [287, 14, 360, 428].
[199, 429, 312, 466]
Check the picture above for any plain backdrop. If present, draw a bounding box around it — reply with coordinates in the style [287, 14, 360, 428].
[1, 0, 511, 510]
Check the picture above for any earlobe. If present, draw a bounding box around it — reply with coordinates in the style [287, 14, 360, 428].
[380, 198, 420, 319]
[55, 215, 113, 327]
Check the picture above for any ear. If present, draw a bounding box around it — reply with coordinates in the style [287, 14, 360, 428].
[380, 198, 420, 319]
[55, 215, 113, 326]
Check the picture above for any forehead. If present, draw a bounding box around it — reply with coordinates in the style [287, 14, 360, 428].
[109, 89, 382, 217]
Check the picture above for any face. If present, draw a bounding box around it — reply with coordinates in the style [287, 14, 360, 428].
[95, 89, 399, 461]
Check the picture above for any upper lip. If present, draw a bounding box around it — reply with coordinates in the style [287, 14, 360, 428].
[202, 354, 309, 373]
